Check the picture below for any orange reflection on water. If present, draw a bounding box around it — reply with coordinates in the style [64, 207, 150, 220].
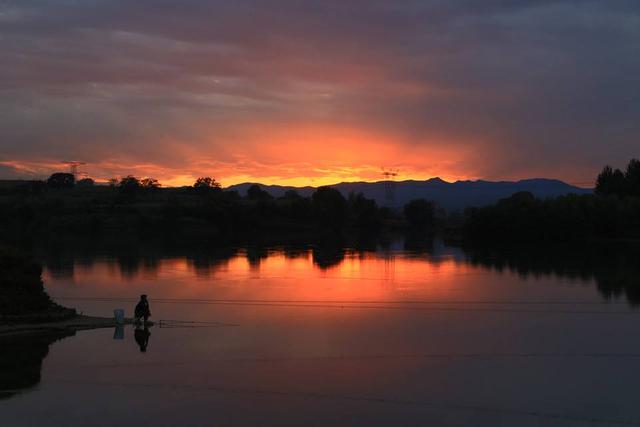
[43, 248, 485, 307]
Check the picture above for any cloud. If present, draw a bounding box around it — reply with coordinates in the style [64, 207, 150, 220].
[1, 0, 639, 186]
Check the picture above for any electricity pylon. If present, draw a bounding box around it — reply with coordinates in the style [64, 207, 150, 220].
[62, 161, 86, 180]
[381, 167, 399, 207]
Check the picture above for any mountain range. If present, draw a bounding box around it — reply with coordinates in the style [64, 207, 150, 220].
[227, 178, 592, 211]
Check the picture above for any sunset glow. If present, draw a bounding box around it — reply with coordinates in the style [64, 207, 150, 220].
[6, 3, 640, 425]
[3, 124, 477, 187]
[2, 2, 637, 186]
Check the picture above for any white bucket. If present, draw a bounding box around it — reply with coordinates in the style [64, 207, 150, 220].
[113, 309, 125, 324]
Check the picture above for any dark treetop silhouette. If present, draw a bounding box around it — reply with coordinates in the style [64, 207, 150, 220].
[0, 159, 638, 245]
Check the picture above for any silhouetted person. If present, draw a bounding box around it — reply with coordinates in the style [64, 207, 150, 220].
[134, 294, 151, 324]
[134, 326, 151, 353]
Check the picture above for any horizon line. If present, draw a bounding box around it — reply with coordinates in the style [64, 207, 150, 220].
[0, 176, 596, 189]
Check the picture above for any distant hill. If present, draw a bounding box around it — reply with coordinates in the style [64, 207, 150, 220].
[227, 178, 592, 211]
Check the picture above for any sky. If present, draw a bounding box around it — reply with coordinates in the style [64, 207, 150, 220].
[1, 1, 639, 187]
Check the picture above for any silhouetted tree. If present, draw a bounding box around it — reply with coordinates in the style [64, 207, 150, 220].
[118, 175, 141, 195]
[596, 159, 640, 197]
[462, 186, 640, 242]
[403, 199, 435, 229]
[247, 184, 272, 200]
[596, 165, 625, 196]
[193, 177, 221, 195]
[140, 178, 160, 189]
[46, 172, 75, 189]
[348, 192, 380, 230]
[625, 158, 640, 197]
[281, 190, 311, 219]
[0, 250, 50, 314]
[0, 250, 74, 317]
[76, 178, 94, 187]
[312, 186, 347, 229]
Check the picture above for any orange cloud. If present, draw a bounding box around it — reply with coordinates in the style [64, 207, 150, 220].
[3, 119, 482, 187]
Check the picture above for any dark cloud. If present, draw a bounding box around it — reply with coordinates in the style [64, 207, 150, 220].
[1, 0, 638, 184]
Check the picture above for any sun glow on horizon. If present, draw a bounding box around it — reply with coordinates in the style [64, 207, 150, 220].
[160, 170, 476, 188]
[2, 123, 480, 187]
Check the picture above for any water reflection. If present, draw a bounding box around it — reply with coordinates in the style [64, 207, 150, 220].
[0, 325, 152, 402]
[113, 325, 124, 340]
[0, 331, 74, 400]
[134, 326, 151, 353]
[5, 239, 640, 425]
[34, 238, 640, 306]
[311, 244, 345, 269]
[190, 248, 236, 278]
[463, 242, 640, 305]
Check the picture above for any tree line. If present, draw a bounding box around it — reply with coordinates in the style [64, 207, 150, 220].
[595, 159, 640, 197]
[464, 159, 640, 241]
[7, 159, 638, 244]
[0, 173, 436, 240]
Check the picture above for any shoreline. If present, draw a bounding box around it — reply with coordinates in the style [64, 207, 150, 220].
[0, 315, 153, 337]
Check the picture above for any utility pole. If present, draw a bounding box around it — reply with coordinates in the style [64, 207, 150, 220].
[381, 167, 399, 207]
[62, 161, 87, 180]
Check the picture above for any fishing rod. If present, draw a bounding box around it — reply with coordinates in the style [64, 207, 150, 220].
[157, 319, 239, 328]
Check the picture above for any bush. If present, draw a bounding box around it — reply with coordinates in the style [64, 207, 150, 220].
[0, 250, 52, 315]
[46, 173, 75, 189]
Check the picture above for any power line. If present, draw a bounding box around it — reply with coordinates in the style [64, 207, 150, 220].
[157, 319, 239, 328]
[52, 296, 637, 315]
[53, 296, 628, 305]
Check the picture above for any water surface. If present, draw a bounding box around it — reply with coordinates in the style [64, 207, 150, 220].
[2, 240, 640, 426]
